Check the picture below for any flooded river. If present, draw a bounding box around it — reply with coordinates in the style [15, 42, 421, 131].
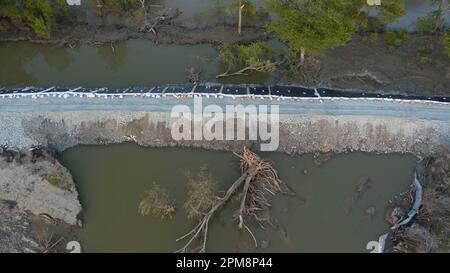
[0, 40, 219, 88]
[59, 143, 417, 253]
[0, 39, 273, 88]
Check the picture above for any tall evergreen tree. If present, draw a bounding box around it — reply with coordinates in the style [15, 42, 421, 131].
[266, 0, 366, 65]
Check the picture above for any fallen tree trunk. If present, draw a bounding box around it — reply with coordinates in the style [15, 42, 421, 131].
[176, 148, 294, 253]
[216, 66, 259, 79]
[176, 166, 256, 253]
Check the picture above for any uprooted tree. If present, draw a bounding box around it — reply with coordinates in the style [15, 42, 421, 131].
[176, 148, 294, 253]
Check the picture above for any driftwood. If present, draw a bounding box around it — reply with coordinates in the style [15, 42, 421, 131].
[216, 61, 283, 79]
[216, 66, 259, 79]
[176, 148, 293, 253]
[186, 67, 200, 84]
[141, 10, 182, 34]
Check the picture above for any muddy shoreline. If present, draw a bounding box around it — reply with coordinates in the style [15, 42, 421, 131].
[0, 22, 266, 46]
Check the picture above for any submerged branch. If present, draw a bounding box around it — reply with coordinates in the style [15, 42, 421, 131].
[176, 167, 255, 253]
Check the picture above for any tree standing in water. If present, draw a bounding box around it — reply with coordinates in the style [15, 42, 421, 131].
[227, 0, 256, 35]
[139, 181, 176, 219]
[238, 0, 244, 35]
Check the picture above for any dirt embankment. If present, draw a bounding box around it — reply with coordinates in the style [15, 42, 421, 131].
[283, 34, 450, 96]
[0, 110, 445, 157]
[0, 20, 266, 47]
[0, 200, 40, 253]
[0, 146, 82, 253]
[0, 147, 82, 226]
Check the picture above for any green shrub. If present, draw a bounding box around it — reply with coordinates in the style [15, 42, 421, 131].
[184, 165, 216, 220]
[219, 41, 278, 72]
[0, 0, 70, 38]
[363, 32, 378, 45]
[415, 10, 445, 34]
[384, 29, 408, 48]
[42, 174, 58, 187]
[138, 182, 176, 219]
[443, 30, 450, 57]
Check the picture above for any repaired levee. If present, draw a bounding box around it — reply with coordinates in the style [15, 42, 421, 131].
[0, 111, 446, 156]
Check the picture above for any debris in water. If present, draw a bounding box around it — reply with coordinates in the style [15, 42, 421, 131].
[365, 206, 376, 217]
[342, 176, 372, 215]
[385, 207, 405, 225]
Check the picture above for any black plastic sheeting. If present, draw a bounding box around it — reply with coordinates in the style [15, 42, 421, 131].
[0, 85, 449, 102]
[222, 86, 248, 95]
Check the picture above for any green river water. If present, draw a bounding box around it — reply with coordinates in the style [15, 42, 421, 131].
[59, 143, 417, 253]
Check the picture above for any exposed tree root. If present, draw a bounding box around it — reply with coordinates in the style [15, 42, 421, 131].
[176, 148, 293, 253]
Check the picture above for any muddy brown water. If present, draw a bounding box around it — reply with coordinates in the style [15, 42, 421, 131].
[59, 143, 417, 252]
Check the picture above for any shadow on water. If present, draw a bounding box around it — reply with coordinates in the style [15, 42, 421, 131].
[59, 143, 417, 253]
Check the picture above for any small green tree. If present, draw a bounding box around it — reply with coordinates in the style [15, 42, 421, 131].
[184, 165, 217, 220]
[267, 0, 364, 65]
[139, 182, 176, 219]
[23, 0, 56, 38]
[0, 0, 69, 38]
[415, 9, 445, 34]
[443, 30, 450, 58]
[372, 0, 405, 24]
[0, 0, 22, 26]
[384, 28, 408, 48]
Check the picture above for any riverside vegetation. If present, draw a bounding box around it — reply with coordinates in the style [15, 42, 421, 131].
[1, 0, 448, 83]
